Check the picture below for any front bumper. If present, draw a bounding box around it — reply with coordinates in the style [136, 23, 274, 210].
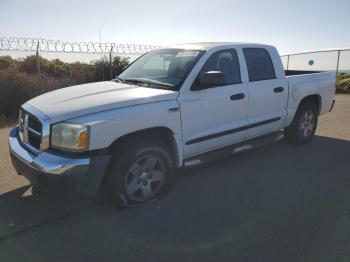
[8, 127, 111, 196]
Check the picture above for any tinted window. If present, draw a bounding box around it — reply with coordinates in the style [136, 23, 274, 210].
[243, 48, 276, 81]
[199, 49, 241, 85]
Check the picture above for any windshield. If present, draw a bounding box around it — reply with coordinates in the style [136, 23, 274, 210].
[118, 49, 203, 90]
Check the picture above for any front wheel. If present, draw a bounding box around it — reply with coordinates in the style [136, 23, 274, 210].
[106, 137, 175, 208]
[284, 101, 318, 145]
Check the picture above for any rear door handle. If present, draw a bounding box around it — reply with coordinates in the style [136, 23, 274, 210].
[274, 87, 284, 93]
[230, 93, 245, 100]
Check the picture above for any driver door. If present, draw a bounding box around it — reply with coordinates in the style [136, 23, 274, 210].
[178, 49, 249, 158]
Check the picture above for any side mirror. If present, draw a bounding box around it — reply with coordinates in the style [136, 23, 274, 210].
[192, 71, 226, 90]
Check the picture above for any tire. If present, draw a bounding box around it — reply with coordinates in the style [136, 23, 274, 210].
[106, 136, 175, 208]
[284, 101, 318, 145]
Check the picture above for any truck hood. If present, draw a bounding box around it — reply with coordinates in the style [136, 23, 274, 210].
[26, 81, 179, 123]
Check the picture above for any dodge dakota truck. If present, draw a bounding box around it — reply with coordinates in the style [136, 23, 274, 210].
[9, 42, 336, 207]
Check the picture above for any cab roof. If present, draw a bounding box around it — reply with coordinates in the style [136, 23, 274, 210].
[166, 42, 266, 51]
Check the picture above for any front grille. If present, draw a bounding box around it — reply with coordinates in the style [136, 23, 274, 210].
[19, 109, 43, 152]
[28, 116, 42, 133]
[28, 130, 41, 149]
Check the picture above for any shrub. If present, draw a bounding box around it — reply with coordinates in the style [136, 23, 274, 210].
[0, 67, 73, 117]
[19, 56, 72, 78]
[0, 56, 17, 70]
[0, 55, 130, 119]
[336, 73, 350, 93]
[94, 56, 129, 81]
[19, 55, 45, 74]
[70, 62, 96, 84]
[0, 67, 42, 117]
[43, 59, 71, 78]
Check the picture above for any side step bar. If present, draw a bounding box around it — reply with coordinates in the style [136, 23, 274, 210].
[183, 131, 284, 167]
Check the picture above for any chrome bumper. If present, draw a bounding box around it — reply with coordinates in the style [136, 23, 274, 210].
[8, 127, 111, 195]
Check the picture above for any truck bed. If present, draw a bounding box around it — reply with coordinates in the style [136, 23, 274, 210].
[286, 70, 335, 117]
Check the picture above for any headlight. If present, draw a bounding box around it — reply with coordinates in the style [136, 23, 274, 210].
[51, 123, 89, 152]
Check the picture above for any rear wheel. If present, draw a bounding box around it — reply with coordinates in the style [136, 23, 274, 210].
[284, 101, 318, 145]
[106, 137, 175, 208]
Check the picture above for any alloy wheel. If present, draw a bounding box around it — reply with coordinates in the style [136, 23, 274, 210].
[124, 155, 165, 202]
[299, 110, 315, 138]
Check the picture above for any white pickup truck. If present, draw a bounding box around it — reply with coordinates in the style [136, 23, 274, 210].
[9, 42, 335, 207]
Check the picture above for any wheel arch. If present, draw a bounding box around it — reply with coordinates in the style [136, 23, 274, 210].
[298, 94, 322, 114]
[108, 126, 182, 167]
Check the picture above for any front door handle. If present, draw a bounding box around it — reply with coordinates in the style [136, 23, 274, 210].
[274, 87, 284, 93]
[230, 93, 245, 100]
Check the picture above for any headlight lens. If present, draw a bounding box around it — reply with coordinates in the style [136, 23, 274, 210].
[51, 123, 89, 152]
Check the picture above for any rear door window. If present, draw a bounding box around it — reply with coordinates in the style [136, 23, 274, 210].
[243, 48, 276, 81]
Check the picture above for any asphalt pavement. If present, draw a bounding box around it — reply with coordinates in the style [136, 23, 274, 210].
[0, 95, 349, 262]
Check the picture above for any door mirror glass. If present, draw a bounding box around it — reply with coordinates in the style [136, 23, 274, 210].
[193, 71, 226, 90]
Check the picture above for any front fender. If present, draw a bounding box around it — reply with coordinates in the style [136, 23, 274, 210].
[68, 100, 184, 166]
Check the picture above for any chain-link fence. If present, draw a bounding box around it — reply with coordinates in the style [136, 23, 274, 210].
[281, 49, 350, 73]
[0, 37, 162, 119]
[0, 36, 161, 81]
[2, 37, 349, 76]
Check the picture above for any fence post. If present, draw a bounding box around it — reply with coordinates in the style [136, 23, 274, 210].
[109, 46, 113, 80]
[36, 41, 41, 75]
[101, 61, 104, 81]
[335, 50, 340, 75]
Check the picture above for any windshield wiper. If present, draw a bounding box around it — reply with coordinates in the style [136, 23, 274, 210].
[122, 78, 170, 89]
[122, 78, 150, 86]
[115, 77, 154, 87]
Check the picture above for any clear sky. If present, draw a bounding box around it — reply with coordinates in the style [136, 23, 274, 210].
[0, 0, 349, 54]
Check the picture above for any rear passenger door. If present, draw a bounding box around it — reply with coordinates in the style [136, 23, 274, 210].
[243, 47, 287, 138]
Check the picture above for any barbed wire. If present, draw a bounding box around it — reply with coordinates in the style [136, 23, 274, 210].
[0, 36, 161, 54]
